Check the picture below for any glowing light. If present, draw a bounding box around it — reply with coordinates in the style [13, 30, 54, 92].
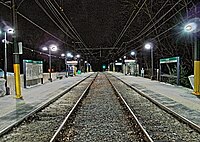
[61, 53, 65, 57]
[184, 22, 197, 33]
[42, 47, 48, 51]
[67, 52, 73, 58]
[131, 51, 135, 56]
[0, 27, 14, 35]
[49, 44, 58, 51]
[76, 54, 80, 58]
[145, 43, 152, 50]
[7, 28, 14, 34]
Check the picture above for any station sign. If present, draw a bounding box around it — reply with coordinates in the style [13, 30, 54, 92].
[66, 60, 78, 65]
[125, 59, 135, 63]
[115, 62, 122, 65]
[160, 57, 179, 64]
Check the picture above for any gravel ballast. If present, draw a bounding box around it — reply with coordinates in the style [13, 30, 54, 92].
[59, 73, 143, 142]
[0, 75, 96, 142]
[108, 73, 200, 141]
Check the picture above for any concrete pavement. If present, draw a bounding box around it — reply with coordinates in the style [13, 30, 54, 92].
[109, 71, 200, 126]
[0, 72, 93, 133]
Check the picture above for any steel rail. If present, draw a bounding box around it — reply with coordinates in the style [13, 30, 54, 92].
[0, 73, 94, 137]
[50, 73, 98, 142]
[106, 74, 154, 142]
[110, 73, 200, 134]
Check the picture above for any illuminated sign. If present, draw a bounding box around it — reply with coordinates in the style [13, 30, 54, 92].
[66, 61, 78, 65]
[125, 60, 135, 63]
[115, 63, 122, 65]
[160, 57, 179, 64]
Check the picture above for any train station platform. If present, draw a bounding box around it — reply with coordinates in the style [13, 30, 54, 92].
[1, 71, 200, 136]
[109, 71, 200, 127]
[0, 72, 93, 134]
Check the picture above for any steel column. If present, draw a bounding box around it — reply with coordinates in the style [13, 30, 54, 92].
[12, 0, 22, 99]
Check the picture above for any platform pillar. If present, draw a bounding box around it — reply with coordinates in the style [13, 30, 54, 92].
[193, 38, 200, 95]
[113, 62, 115, 72]
[12, 0, 22, 99]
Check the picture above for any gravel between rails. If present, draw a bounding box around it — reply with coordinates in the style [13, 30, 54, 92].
[0, 74, 96, 142]
[57, 73, 145, 142]
[107, 74, 200, 141]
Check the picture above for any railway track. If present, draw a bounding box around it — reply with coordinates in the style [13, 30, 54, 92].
[0, 73, 97, 142]
[107, 73, 200, 141]
[1, 72, 200, 141]
[50, 73, 152, 142]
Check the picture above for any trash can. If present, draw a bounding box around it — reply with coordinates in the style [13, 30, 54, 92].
[0, 78, 6, 96]
[77, 70, 81, 74]
[188, 75, 194, 89]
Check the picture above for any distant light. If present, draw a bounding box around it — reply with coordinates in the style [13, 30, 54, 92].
[145, 43, 152, 50]
[49, 44, 58, 51]
[102, 65, 106, 69]
[61, 53, 65, 57]
[67, 52, 73, 58]
[42, 46, 48, 51]
[67, 53, 71, 57]
[124, 56, 126, 59]
[185, 25, 192, 31]
[7, 28, 14, 34]
[184, 22, 197, 33]
[131, 51, 135, 56]
[2, 39, 10, 44]
[76, 54, 80, 58]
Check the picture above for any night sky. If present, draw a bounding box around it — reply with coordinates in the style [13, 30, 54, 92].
[0, 0, 200, 71]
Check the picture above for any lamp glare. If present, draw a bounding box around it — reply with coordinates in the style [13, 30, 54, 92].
[184, 22, 197, 33]
[131, 51, 135, 56]
[145, 43, 151, 50]
[42, 47, 48, 51]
